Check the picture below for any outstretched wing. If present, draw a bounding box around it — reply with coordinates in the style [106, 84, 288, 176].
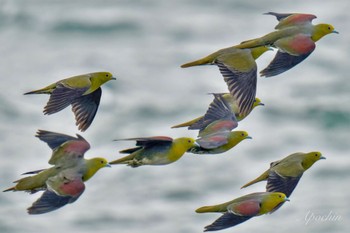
[36, 130, 87, 150]
[36, 130, 90, 166]
[116, 136, 173, 148]
[260, 50, 313, 77]
[266, 170, 302, 197]
[27, 189, 80, 214]
[44, 83, 88, 115]
[27, 175, 85, 215]
[190, 93, 237, 131]
[204, 212, 252, 231]
[71, 87, 102, 132]
[216, 61, 257, 117]
[264, 12, 316, 29]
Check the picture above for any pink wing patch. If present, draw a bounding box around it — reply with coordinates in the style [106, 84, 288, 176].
[276, 13, 316, 29]
[59, 178, 85, 197]
[64, 139, 91, 155]
[229, 200, 260, 216]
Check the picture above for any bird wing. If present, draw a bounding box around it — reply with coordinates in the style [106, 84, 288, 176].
[195, 132, 230, 149]
[266, 170, 302, 197]
[36, 130, 89, 150]
[71, 87, 102, 131]
[215, 61, 257, 117]
[116, 136, 173, 151]
[260, 49, 313, 77]
[27, 189, 79, 214]
[27, 175, 85, 214]
[264, 12, 317, 29]
[43, 83, 88, 115]
[204, 212, 252, 231]
[190, 93, 237, 131]
[36, 130, 90, 166]
[264, 12, 294, 21]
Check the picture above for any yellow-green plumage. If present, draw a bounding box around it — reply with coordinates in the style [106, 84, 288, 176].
[181, 47, 269, 117]
[241, 151, 325, 197]
[24, 72, 116, 131]
[171, 95, 263, 129]
[4, 157, 108, 193]
[235, 13, 337, 77]
[110, 136, 196, 167]
[189, 131, 251, 155]
[197, 192, 289, 231]
[181, 46, 270, 69]
[3, 130, 110, 214]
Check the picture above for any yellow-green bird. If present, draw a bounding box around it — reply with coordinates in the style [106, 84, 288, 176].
[109, 136, 196, 167]
[26, 157, 109, 214]
[181, 46, 270, 116]
[196, 192, 289, 231]
[3, 130, 110, 194]
[174, 93, 251, 154]
[172, 94, 264, 129]
[24, 72, 116, 131]
[189, 131, 251, 154]
[241, 151, 326, 197]
[236, 12, 338, 77]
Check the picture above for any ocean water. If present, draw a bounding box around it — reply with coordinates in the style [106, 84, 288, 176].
[0, 0, 349, 232]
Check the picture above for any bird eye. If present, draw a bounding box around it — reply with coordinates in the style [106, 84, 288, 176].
[101, 160, 105, 164]
[328, 26, 331, 30]
[241, 133, 245, 136]
[315, 154, 318, 157]
[279, 195, 282, 198]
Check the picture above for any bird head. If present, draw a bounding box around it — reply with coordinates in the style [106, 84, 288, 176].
[261, 192, 289, 214]
[92, 72, 116, 85]
[301, 151, 325, 170]
[83, 157, 110, 181]
[253, 97, 265, 108]
[312, 24, 338, 42]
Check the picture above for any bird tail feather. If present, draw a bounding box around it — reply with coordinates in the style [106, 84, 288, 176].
[171, 116, 203, 128]
[180, 55, 213, 68]
[241, 170, 269, 188]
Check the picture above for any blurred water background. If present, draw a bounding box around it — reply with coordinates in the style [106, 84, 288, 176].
[0, 0, 349, 232]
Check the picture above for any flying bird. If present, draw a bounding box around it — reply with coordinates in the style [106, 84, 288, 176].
[172, 94, 264, 129]
[236, 12, 338, 77]
[196, 192, 289, 231]
[241, 151, 326, 197]
[174, 94, 252, 154]
[4, 130, 110, 214]
[181, 46, 270, 116]
[24, 72, 116, 131]
[109, 136, 195, 167]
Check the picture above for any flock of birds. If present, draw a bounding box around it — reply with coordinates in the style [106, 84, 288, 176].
[4, 12, 337, 231]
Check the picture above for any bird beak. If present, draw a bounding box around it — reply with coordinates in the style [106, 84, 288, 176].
[105, 163, 112, 168]
[245, 136, 253, 140]
[332, 30, 339, 34]
[284, 197, 290, 202]
[320, 156, 326, 160]
[111, 76, 117, 80]
[259, 102, 265, 106]
[194, 141, 201, 147]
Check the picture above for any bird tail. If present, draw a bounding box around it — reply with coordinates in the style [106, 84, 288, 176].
[3, 168, 55, 192]
[171, 116, 203, 128]
[196, 201, 232, 213]
[241, 170, 269, 188]
[180, 55, 214, 68]
[3, 187, 15, 192]
[109, 153, 136, 165]
[24, 84, 56, 95]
